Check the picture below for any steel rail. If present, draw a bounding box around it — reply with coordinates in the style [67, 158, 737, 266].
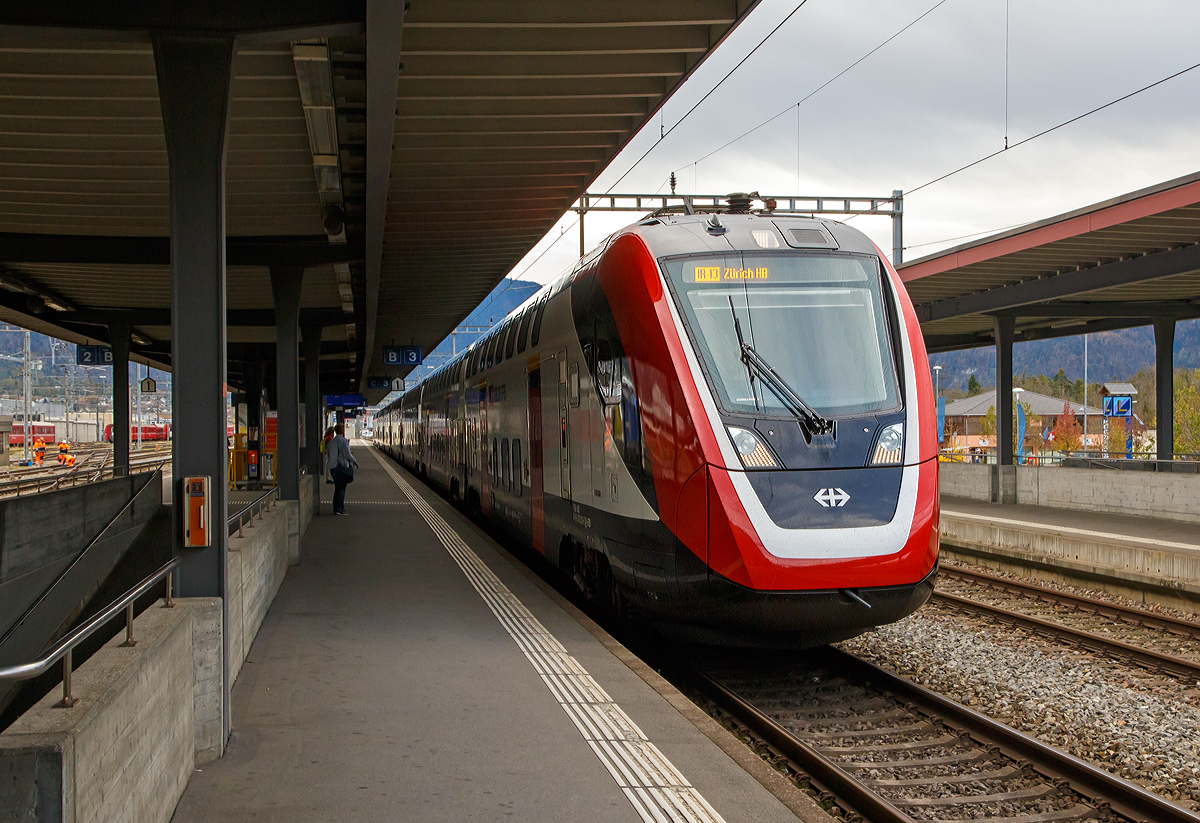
[0, 557, 178, 707]
[932, 590, 1200, 680]
[685, 647, 1200, 823]
[942, 566, 1200, 639]
[684, 663, 917, 823]
[832, 649, 1200, 823]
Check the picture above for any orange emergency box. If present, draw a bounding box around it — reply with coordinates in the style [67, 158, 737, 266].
[183, 476, 211, 547]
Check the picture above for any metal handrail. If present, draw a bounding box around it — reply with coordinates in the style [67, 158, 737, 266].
[228, 486, 280, 538]
[0, 467, 165, 650]
[0, 557, 178, 707]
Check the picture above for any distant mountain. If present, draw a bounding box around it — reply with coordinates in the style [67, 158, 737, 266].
[928, 319, 1200, 389]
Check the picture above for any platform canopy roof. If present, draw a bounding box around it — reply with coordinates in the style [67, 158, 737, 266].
[0, 0, 759, 396]
[898, 171, 1200, 353]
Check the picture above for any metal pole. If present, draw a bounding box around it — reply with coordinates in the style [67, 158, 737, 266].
[1083, 334, 1088, 455]
[579, 195, 586, 258]
[136, 364, 142, 451]
[891, 190, 904, 266]
[58, 648, 77, 708]
[22, 330, 30, 463]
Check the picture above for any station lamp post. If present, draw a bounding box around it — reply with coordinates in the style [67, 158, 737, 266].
[932, 364, 942, 400]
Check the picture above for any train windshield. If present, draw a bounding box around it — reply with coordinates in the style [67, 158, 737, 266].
[662, 253, 900, 418]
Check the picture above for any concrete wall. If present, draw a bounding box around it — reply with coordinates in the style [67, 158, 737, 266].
[0, 482, 304, 822]
[939, 462, 992, 502]
[940, 461, 1200, 523]
[301, 473, 315, 539]
[0, 474, 155, 633]
[0, 597, 221, 823]
[226, 499, 291, 688]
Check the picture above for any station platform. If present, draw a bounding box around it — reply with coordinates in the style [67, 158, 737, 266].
[170, 445, 825, 823]
[940, 496, 1200, 612]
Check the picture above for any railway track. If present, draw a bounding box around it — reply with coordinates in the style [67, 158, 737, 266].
[0, 444, 169, 496]
[933, 566, 1200, 681]
[676, 646, 1200, 823]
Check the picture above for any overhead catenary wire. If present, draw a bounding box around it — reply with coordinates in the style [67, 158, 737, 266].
[468, 3, 818, 336]
[906, 57, 1200, 197]
[672, 0, 952, 176]
[602, 0, 812, 194]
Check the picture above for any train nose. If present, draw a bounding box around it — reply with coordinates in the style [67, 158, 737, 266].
[741, 466, 904, 530]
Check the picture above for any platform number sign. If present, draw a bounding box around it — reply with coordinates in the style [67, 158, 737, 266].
[1103, 396, 1133, 418]
[366, 376, 391, 390]
[76, 345, 113, 366]
[383, 345, 422, 366]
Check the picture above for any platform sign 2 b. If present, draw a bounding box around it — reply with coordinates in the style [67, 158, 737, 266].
[382, 345, 422, 366]
[76, 345, 113, 366]
[1103, 396, 1133, 418]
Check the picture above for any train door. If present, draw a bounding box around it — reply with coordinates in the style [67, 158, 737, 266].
[480, 387, 491, 516]
[559, 349, 571, 501]
[527, 367, 545, 553]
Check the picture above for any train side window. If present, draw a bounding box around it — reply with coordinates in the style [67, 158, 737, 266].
[491, 436, 498, 482]
[594, 338, 621, 404]
[504, 318, 518, 360]
[512, 439, 522, 496]
[530, 294, 549, 347]
[516, 305, 534, 354]
[486, 334, 496, 369]
[501, 438, 510, 489]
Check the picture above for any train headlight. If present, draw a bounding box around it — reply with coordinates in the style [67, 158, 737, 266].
[727, 426, 778, 469]
[871, 422, 904, 465]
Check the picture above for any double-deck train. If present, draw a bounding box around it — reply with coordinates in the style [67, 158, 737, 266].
[375, 207, 939, 646]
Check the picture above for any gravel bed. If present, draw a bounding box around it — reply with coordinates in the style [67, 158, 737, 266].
[839, 605, 1200, 809]
[942, 558, 1200, 623]
[935, 576, 1200, 662]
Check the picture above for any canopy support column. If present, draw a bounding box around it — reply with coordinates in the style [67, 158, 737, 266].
[994, 316, 1015, 503]
[271, 267, 303, 503]
[108, 319, 131, 476]
[1155, 317, 1175, 462]
[302, 323, 324, 501]
[154, 31, 235, 751]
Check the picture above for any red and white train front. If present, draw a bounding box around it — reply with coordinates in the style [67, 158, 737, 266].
[379, 211, 938, 647]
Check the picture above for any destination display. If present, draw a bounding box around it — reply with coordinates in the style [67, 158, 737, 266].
[681, 255, 873, 285]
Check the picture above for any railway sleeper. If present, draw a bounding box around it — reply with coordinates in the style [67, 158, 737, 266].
[803, 721, 932, 740]
[863, 765, 1019, 787]
[816, 732, 963, 753]
[892, 783, 1057, 806]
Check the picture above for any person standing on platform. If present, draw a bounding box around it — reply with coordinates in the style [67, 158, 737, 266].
[329, 424, 357, 515]
[321, 426, 335, 484]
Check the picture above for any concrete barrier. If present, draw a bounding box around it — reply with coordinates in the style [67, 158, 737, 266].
[0, 483, 304, 821]
[939, 461, 1200, 524]
[0, 474, 156, 635]
[0, 597, 221, 823]
[226, 500, 291, 688]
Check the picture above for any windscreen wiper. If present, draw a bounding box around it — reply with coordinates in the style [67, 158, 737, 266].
[727, 298, 834, 437]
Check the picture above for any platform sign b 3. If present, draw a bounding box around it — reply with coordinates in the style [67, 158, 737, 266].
[383, 345, 422, 366]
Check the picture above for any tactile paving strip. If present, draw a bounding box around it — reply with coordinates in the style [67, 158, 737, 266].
[371, 449, 725, 823]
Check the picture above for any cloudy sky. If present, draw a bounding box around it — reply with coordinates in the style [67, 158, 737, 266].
[504, 0, 1200, 284]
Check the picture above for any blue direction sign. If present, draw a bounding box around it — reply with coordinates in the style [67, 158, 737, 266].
[365, 376, 391, 390]
[1103, 396, 1133, 418]
[76, 345, 113, 366]
[325, 394, 366, 408]
[383, 345, 422, 366]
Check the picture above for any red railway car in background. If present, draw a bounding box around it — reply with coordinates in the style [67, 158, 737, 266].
[104, 423, 171, 443]
[9, 422, 58, 446]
